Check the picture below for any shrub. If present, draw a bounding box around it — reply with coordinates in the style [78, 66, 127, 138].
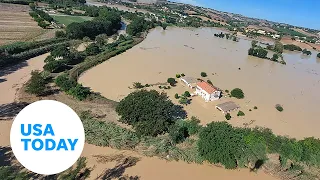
[175, 93, 179, 99]
[184, 91, 191, 97]
[158, 86, 162, 89]
[43, 60, 66, 73]
[254, 106, 258, 110]
[237, 111, 245, 117]
[51, 44, 69, 58]
[249, 109, 252, 111]
[225, 90, 229, 93]
[167, 78, 176, 86]
[68, 84, 91, 101]
[231, 88, 244, 99]
[25, 70, 46, 96]
[200, 72, 207, 77]
[275, 104, 284, 112]
[169, 124, 189, 144]
[207, 80, 213, 85]
[225, 113, 231, 120]
[302, 49, 312, 55]
[271, 54, 279, 61]
[145, 84, 150, 87]
[176, 74, 181, 78]
[179, 96, 189, 105]
[55, 74, 76, 91]
[181, 73, 185, 77]
[116, 90, 186, 136]
[133, 82, 144, 89]
[317, 53, 320, 58]
[55, 30, 66, 38]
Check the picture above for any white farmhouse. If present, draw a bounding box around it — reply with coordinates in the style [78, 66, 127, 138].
[195, 81, 221, 102]
[257, 30, 266, 35]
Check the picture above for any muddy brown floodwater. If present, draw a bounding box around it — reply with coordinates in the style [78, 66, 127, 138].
[80, 27, 320, 139]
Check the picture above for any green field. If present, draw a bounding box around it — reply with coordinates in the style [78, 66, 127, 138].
[51, 15, 93, 26]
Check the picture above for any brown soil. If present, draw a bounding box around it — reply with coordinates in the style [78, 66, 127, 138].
[0, 3, 44, 45]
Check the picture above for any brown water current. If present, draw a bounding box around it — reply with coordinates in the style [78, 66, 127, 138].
[81, 26, 320, 139]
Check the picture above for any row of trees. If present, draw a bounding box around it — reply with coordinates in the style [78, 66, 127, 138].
[198, 121, 320, 169]
[283, 44, 302, 51]
[29, 8, 53, 28]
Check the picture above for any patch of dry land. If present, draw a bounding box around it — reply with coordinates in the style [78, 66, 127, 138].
[80, 27, 320, 139]
[0, 53, 275, 179]
[0, 3, 45, 45]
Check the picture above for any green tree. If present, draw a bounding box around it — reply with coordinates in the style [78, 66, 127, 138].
[231, 88, 244, 99]
[51, 44, 69, 57]
[116, 90, 186, 136]
[237, 111, 245, 116]
[198, 122, 245, 169]
[126, 17, 147, 36]
[179, 96, 189, 105]
[176, 74, 181, 78]
[225, 113, 231, 120]
[184, 91, 191, 97]
[207, 80, 213, 85]
[68, 84, 91, 101]
[271, 54, 279, 61]
[58, 157, 91, 180]
[133, 82, 144, 89]
[275, 104, 283, 112]
[95, 34, 107, 47]
[169, 124, 189, 144]
[317, 53, 320, 58]
[85, 43, 100, 56]
[55, 73, 76, 91]
[274, 41, 284, 54]
[175, 93, 179, 99]
[251, 40, 258, 48]
[25, 70, 46, 96]
[43, 60, 65, 73]
[55, 30, 66, 38]
[200, 72, 207, 77]
[167, 78, 176, 86]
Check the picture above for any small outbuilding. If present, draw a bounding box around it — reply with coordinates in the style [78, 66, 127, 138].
[216, 101, 240, 114]
[180, 77, 197, 88]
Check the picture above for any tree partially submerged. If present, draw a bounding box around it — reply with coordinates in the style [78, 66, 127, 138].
[116, 90, 186, 136]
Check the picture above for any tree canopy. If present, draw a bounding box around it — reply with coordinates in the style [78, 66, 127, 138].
[116, 90, 186, 136]
[231, 88, 244, 99]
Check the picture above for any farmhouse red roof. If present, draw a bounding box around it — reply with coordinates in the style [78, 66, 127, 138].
[197, 81, 217, 94]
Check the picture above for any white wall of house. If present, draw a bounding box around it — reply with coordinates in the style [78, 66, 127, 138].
[195, 86, 221, 102]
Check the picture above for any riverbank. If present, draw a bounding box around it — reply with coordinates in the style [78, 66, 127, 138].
[79, 27, 320, 139]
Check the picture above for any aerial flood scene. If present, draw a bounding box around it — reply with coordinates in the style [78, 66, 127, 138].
[1, 0, 320, 179]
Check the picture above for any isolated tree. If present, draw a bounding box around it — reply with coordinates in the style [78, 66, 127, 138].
[231, 88, 244, 99]
[201, 72, 207, 77]
[225, 113, 231, 120]
[175, 93, 179, 99]
[25, 70, 46, 96]
[167, 78, 176, 86]
[237, 111, 245, 117]
[317, 53, 320, 58]
[116, 90, 186, 136]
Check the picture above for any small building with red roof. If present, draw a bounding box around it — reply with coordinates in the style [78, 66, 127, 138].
[195, 81, 221, 102]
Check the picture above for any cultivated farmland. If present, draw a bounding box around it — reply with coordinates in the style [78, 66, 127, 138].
[0, 3, 44, 45]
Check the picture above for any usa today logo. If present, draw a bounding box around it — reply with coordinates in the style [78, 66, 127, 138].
[10, 100, 85, 175]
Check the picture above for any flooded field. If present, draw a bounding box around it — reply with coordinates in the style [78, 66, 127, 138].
[79, 27, 320, 139]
